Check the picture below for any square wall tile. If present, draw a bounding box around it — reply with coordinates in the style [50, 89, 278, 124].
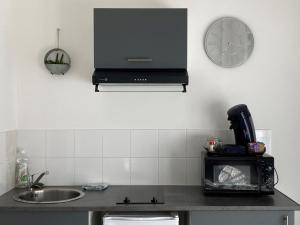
[17, 130, 46, 158]
[187, 129, 213, 157]
[0, 131, 17, 163]
[187, 158, 202, 185]
[103, 158, 130, 184]
[159, 158, 187, 185]
[0, 132, 6, 163]
[75, 158, 102, 185]
[0, 163, 7, 196]
[132, 130, 158, 157]
[131, 158, 158, 185]
[0, 161, 14, 193]
[256, 129, 272, 154]
[46, 158, 74, 185]
[6, 162, 15, 190]
[103, 130, 130, 157]
[46, 130, 74, 158]
[75, 130, 102, 157]
[214, 130, 235, 145]
[159, 130, 186, 157]
[6, 131, 17, 162]
[28, 158, 46, 175]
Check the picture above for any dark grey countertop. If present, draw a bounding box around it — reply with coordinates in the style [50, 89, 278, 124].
[0, 186, 299, 212]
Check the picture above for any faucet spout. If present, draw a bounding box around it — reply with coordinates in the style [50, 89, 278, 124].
[29, 171, 49, 189]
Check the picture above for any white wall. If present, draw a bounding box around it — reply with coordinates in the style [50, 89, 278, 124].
[13, 0, 300, 131]
[4, 0, 300, 221]
[0, 0, 17, 131]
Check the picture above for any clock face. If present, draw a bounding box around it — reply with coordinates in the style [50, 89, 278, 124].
[204, 17, 254, 68]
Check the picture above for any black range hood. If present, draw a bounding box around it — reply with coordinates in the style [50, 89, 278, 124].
[93, 8, 188, 92]
[93, 69, 188, 92]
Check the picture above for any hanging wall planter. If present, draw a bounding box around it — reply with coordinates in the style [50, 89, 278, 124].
[44, 28, 71, 75]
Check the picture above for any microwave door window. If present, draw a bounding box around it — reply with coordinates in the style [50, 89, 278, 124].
[212, 165, 258, 191]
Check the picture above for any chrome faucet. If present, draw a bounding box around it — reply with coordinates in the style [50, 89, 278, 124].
[28, 170, 49, 189]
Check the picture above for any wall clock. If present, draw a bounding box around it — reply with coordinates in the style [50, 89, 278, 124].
[204, 17, 254, 68]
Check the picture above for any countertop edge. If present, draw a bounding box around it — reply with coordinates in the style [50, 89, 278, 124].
[1, 206, 300, 212]
[0, 186, 299, 212]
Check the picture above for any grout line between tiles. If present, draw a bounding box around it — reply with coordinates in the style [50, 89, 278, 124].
[101, 132, 104, 183]
[72, 129, 75, 185]
[185, 129, 188, 185]
[157, 129, 160, 184]
[44, 130, 48, 184]
[129, 129, 132, 185]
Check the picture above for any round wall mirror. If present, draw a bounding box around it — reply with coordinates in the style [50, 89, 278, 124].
[204, 17, 254, 68]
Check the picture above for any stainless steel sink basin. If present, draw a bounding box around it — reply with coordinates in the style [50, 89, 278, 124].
[13, 188, 85, 204]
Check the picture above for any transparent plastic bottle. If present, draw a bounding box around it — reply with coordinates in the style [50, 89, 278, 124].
[15, 148, 29, 188]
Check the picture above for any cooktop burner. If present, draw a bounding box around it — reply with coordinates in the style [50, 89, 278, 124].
[117, 196, 164, 205]
[115, 186, 165, 205]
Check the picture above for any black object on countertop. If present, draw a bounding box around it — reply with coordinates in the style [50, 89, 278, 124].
[116, 196, 164, 205]
[203, 153, 275, 195]
[205, 145, 247, 156]
[227, 104, 256, 147]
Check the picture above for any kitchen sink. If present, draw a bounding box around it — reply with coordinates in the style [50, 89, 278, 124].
[13, 188, 85, 204]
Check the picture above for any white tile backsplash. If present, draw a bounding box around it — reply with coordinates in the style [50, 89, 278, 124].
[0, 163, 8, 195]
[131, 158, 158, 185]
[187, 158, 202, 185]
[213, 130, 235, 145]
[75, 158, 102, 185]
[46, 158, 74, 185]
[187, 129, 213, 157]
[0, 131, 17, 163]
[0, 132, 6, 162]
[0, 130, 17, 196]
[256, 129, 272, 154]
[46, 130, 75, 158]
[0, 162, 15, 193]
[6, 131, 17, 163]
[10, 128, 273, 186]
[103, 158, 130, 184]
[17, 130, 46, 158]
[28, 158, 46, 175]
[159, 158, 187, 185]
[132, 129, 158, 157]
[6, 162, 15, 190]
[159, 129, 186, 157]
[103, 130, 130, 157]
[75, 130, 102, 157]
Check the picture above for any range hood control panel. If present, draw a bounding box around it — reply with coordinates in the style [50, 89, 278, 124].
[133, 78, 147, 82]
[93, 69, 188, 85]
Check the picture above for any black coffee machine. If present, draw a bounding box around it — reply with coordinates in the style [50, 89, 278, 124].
[227, 104, 256, 146]
[206, 104, 259, 155]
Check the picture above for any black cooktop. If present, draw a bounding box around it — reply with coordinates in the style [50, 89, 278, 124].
[116, 186, 164, 205]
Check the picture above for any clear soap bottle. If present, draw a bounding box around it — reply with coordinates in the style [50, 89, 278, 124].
[15, 148, 29, 188]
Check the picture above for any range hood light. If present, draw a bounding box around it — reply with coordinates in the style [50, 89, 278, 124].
[94, 84, 187, 93]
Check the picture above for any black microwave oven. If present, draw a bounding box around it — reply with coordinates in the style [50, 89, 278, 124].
[203, 153, 274, 195]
